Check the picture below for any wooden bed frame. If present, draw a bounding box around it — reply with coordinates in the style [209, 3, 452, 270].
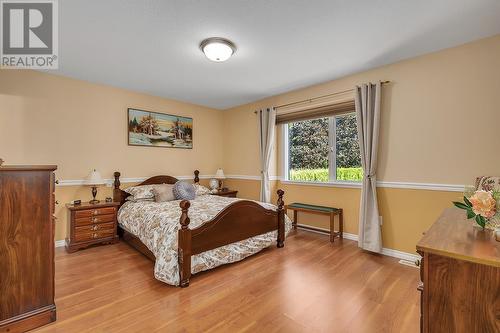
[113, 170, 285, 287]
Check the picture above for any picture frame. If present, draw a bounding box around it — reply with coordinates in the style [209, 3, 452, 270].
[127, 108, 193, 149]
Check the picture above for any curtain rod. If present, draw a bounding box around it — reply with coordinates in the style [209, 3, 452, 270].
[254, 80, 390, 113]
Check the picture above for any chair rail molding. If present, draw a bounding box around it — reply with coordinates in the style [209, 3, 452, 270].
[56, 174, 464, 192]
[56, 174, 217, 187]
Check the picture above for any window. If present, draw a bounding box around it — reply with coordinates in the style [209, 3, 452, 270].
[285, 113, 363, 182]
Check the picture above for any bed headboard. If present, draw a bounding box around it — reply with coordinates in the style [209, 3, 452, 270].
[113, 170, 200, 206]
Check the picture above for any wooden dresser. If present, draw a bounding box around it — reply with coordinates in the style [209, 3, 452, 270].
[65, 201, 119, 252]
[0, 165, 57, 333]
[416, 208, 500, 333]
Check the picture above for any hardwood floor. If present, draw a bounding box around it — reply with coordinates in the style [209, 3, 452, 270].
[33, 231, 420, 333]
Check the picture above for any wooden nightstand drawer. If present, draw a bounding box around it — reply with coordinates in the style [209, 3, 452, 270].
[75, 207, 116, 218]
[75, 213, 115, 226]
[76, 221, 115, 233]
[74, 229, 115, 242]
[66, 201, 120, 252]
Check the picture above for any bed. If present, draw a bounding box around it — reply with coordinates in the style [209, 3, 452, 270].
[113, 170, 291, 287]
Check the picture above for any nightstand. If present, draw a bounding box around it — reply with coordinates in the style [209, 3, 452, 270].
[211, 190, 238, 198]
[66, 201, 120, 253]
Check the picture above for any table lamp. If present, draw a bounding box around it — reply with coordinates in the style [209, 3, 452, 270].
[86, 169, 105, 204]
[215, 168, 226, 191]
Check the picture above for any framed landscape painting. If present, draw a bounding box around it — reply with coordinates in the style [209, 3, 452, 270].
[128, 108, 193, 149]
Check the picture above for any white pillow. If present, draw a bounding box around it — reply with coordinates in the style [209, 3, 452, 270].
[124, 185, 156, 201]
[193, 184, 210, 196]
[152, 184, 176, 202]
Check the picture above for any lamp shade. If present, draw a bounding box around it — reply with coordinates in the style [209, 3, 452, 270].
[215, 168, 225, 179]
[86, 169, 104, 185]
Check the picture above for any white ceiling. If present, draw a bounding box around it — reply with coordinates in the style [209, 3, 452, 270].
[54, 0, 500, 109]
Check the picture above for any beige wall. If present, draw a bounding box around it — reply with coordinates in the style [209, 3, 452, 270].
[0, 70, 224, 180]
[223, 34, 500, 254]
[224, 34, 500, 184]
[2, 35, 500, 252]
[0, 70, 224, 241]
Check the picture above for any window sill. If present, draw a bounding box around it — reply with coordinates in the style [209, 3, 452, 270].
[280, 180, 362, 189]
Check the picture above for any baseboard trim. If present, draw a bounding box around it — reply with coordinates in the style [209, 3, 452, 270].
[381, 247, 421, 263]
[55, 226, 421, 262]
[296, 224, 421, 262]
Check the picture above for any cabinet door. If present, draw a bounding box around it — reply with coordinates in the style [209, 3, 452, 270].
[0, 171, 54, 320]
[427, 254, 500, 332]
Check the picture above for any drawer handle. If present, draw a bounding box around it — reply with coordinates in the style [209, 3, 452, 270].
[92, 217, 98, 223]
[92, 233, 98, 238]
[93, 210, 98, 215]
[91, 225, 98, 231]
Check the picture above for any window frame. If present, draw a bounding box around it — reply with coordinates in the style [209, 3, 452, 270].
[282, 113, 362, 187]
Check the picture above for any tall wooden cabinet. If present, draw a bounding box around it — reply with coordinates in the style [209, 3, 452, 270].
[0, 165, 57, 332]
[417, 208, 500, 333]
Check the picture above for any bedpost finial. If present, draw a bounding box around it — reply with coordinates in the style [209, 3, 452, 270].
[113, 171, 121, 189]
[194, 170, 200, 184]
[277, 189, 284, 210]
[180, 200, 190, 211]
[179, 200, 191, 229]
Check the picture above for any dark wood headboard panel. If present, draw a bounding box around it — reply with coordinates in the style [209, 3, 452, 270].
[113, 170, 200, 206]
[137, 175, 179, 185]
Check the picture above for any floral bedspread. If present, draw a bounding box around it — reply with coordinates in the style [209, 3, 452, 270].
[117, 194, 292, 285]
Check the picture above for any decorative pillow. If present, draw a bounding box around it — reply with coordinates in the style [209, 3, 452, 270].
[152, 184, 176, 202]
[193, 184, 210, 196]
[125, 196, 154, 202]
[124, 185, 156, 201]
[475, 176, 500, 192]
[173, 181, 196, 200]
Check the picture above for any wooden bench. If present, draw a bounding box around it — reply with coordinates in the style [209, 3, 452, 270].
[285, 203, 343, 242]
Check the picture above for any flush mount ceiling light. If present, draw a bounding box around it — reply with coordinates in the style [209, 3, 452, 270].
[200, 37, 236, 62]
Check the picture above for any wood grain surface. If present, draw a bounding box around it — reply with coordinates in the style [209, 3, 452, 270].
[417, 207, 500, 267]
[0, 166, 57, 332]
[417, 208, 500, 333]
[31, 232, 420, 332]
[425, 253, 500, 332]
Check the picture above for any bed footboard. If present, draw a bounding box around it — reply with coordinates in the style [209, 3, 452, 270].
[178, 189, 285, 287]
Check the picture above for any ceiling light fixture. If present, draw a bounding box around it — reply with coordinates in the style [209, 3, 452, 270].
[200, 37, 236, 62]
